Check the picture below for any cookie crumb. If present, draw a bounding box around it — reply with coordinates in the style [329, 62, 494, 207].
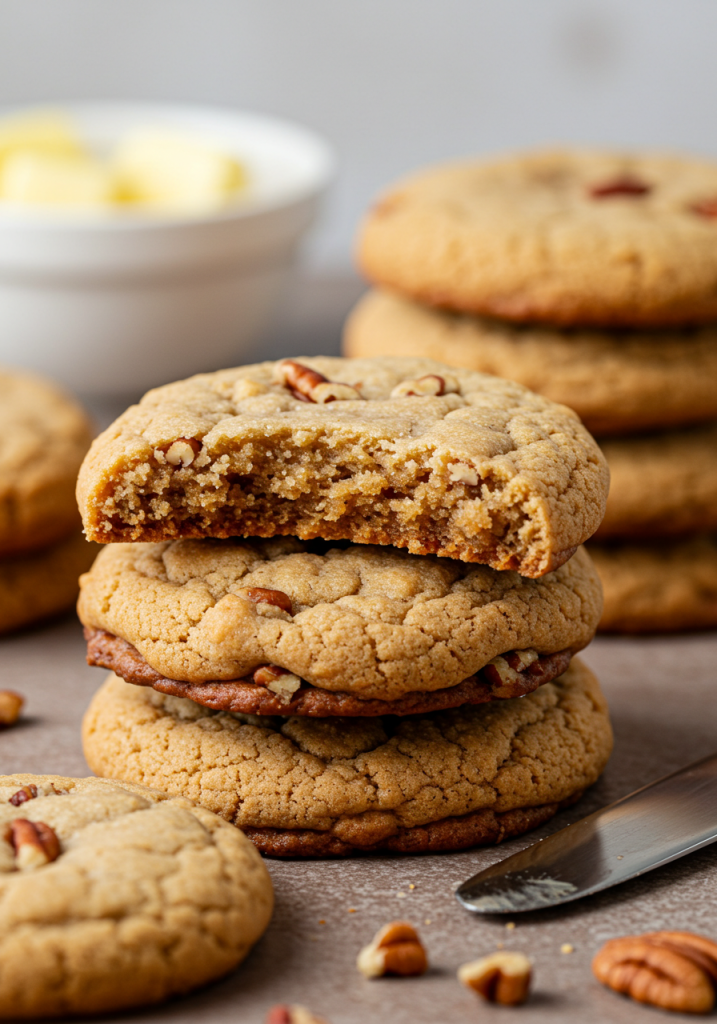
[348, 908, 357, 913]
[424, 919, 432, 926]
[561, 944, 574, 954]
[396, 891, 406, 899]
[617, 855, 624, 860]
[505, 921, 516, 930]
[408, 883, 416, 890]
[318, 920, 325, 925]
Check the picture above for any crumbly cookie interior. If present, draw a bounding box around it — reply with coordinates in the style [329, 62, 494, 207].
[78, 358, 608, 577]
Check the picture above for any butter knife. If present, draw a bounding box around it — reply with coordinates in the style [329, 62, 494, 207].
[456, 751, 717, 914]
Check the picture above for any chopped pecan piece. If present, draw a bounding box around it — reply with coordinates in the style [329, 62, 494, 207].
[690, 198, 717, 219]
[239, 587, 293, 615]
[276, 360, 361, 403]
[8, 819, 60, 870]
[593, 932, 717, 1014]
[458, 951, 532, 1005]
[391, 373, 458, 398]
[588, 176, 651, 198]
[155, 437, 201, 468]
[9, 785, 38, 807]
[253, 665, 302, 702]
[357, 921, 428, 978]
[0, 690, 24, 727]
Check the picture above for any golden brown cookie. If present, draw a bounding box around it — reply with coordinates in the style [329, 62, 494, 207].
[0, 368, 92, 557]
[590, 536, 717, 632]
[85, 627, 573, 717]
[596, 424, 717, 540]
[344, 291, 717, 436]
[358, 149, 717, 326]
[76, 356, 609, 578]
[0, 774, 272, 1018]
[77, 538, 602, 701]
[0, 532, 98, 635]
[82, 658, 613, 857]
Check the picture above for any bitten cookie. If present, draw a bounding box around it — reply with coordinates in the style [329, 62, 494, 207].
[0, 368, 92, 557]
[0, 532, 98, 635]
[77, 538, 602, 704]
[358, 149, 717, 326]
[344, 291, 717, 436]
[0, 775, 272, 1018]
[590, 537, 717, 632]
[596, 424, 717, 540]
[82, 658, 613, 857]
[76, 357, 609, 578]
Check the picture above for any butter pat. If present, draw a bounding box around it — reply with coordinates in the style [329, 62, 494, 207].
[113, 129, 247, 214]
[0, 112, 84, 169]
[0, 152, 116, 209]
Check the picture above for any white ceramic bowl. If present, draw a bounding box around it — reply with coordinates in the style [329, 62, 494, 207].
[0, 102, 334, 395]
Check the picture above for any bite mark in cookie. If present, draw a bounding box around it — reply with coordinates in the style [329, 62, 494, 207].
[76, 356, 609, 578]
[85, 627, 573, 717]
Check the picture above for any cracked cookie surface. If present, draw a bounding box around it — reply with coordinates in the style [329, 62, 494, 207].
[591, 536, 717, 632]
[0, 532, 97, 635]
[345, 291, 717, 436]
[358, 149, 717, 326]
[82, 658, 612, 856]
[0, 774, 272, 1018]
[0, 368, 92, 557]
[76, 356, 609, 578]
[77, 538, 601, 700]
[596, 424, 717, 540]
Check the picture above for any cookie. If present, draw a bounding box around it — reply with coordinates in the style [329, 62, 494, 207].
[0, 532, 97, 635]
[596, 424, 717, 540]
[82, 658, 613, 856]
[590, 536, 717, 632]
[357, 149, 717, 326]
[77, 538, 602, 702]
[0, 774, 272, 1018]
[0, 368, 92, 557]
[76, 356, 609, 578]
[85, 627, 573, 717]
[344, 291, 717, 436]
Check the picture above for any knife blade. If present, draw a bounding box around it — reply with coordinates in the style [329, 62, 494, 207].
[456, 750, 717, 914]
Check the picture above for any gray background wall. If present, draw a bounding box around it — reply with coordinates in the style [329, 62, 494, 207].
[2, 0, 715, 350]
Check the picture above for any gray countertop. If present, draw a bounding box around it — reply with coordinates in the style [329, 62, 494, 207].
[1, 615, 715, 1023]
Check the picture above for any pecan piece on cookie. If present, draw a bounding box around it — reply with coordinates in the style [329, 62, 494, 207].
[8, 818, 60, 870]
[390, 373, 458, 398]
[252, 665, 302, 703]
[238, 586, 293, 617]
[357, 921, 428, 978]
[588, 176, 651, 198]
[276, 360, 361, 404]
[9, 785, 38, 807]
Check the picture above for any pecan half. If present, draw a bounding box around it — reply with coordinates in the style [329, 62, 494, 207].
[8, 819, 60, 870]
[357, 921, 428, 978]
[588, 176, 651, 198]
[593, 933, 717, 1014]
[276, 360, 361, 403]
[265, 1006, 330, 1024]
[458, 951, 532, 1005]
[240, 587, 293, 615]
[0, 690, 24, 727]
[390, 374, 459, 398]
[9, 785, 38, 807]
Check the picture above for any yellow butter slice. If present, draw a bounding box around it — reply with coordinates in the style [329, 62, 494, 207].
[112, 128, 248, 214]
[0, 152, 116, 209]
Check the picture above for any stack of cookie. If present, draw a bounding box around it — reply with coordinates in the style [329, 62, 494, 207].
[77, 355, 612, 856]
[347, 148, 717, 632]
[0, 367, 96, 634]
